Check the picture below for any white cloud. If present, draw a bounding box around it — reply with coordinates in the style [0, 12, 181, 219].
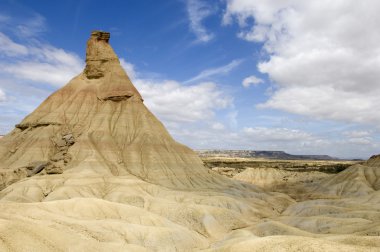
[227, 110, 238, 128]
[118, 61, 236, 149]
[186, 0, 215, 43]
[211, 122, 225, 130]
[185, 59, 243, 83]
[120, 58, 137, 80]
[0, 88, 6, 101]
[343, 130, 372, 138]
[120, 60, 232, 124]
[0, 33, 83, 87]
[3, 60, 82, 87]
[342, 130, 374, 146]
[0, 10, 46, 39]
[242, 75, 263, 88]
[134, 79, 232, 123]
[0, 32, 28, 56]
[256, 86, 380, 125]
[224, 0, 380, 126]
[347, 137, 373, 146]
[243, 127, 313, 142]
[15, 13, 46, 38]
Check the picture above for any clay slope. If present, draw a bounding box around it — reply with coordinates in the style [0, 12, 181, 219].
[231, 160, 380, 251]
[310, 164, 380, 197]
[367, 154, 380, 167]
[309, 154, 380, 198]
[234, 167, 328, 190]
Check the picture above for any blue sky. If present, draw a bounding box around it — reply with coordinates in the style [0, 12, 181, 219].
[0, 0, 379, 159]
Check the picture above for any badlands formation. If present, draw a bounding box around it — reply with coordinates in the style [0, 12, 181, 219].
[0, 31, 380, 251]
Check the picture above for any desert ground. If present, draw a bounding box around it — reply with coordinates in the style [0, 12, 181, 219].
[1, 31, 380, 251]
[203, 157, 361, 199]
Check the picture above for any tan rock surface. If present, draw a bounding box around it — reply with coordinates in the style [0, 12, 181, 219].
[234, 167, 329, 190]
[0, 31, 379, 251]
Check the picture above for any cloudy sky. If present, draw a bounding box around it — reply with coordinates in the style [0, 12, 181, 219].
[0, 0, 379, 159]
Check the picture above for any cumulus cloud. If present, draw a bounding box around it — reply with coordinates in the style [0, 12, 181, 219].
[343, 130, 372, 138]
[224, 0, 380, 125]
[243, 127, 313, 142]
[347, 137, 373, 146]
[242, 75, 263, 88]
[119, 59, 232, 124]
[0, 33, 83, 87]
[256, 86, 380, 124]
[342, 130, 374, 146]
[134, 79, 232, 123]
[0, 11, 82, 87]
[186, 0, 215, 43]
[120, 58, 137, 80]
[211, 122, 225, 130]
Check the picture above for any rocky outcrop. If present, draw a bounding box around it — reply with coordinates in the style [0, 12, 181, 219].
[27, 162, 49, 177]
[15, 122, 61, 130]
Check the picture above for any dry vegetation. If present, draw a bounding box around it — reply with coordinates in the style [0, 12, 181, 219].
[203, 157, 360, 176]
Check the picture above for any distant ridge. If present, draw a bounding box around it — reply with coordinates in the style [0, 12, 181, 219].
[197, 150, 339, 160]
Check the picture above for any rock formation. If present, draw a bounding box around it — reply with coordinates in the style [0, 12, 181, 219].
[0, 31, 379, 251]
[0, 30, 231, 190]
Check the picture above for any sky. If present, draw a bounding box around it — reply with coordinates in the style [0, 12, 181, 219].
[0, 0, 379, 159]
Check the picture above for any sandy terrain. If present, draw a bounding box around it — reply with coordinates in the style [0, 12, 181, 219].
[0, 31, 379, 251]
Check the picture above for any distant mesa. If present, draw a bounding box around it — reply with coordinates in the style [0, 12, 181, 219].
[197, 149, 339, 160]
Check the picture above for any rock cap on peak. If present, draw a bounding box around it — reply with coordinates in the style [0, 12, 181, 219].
[83, 30, 143, 101]
[84, 30, 118, 78]
[85, 30, 116, 63]
[90, 30, 110, 42]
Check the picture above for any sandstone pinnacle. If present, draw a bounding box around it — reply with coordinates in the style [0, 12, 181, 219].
[0, 31, 234, 190]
